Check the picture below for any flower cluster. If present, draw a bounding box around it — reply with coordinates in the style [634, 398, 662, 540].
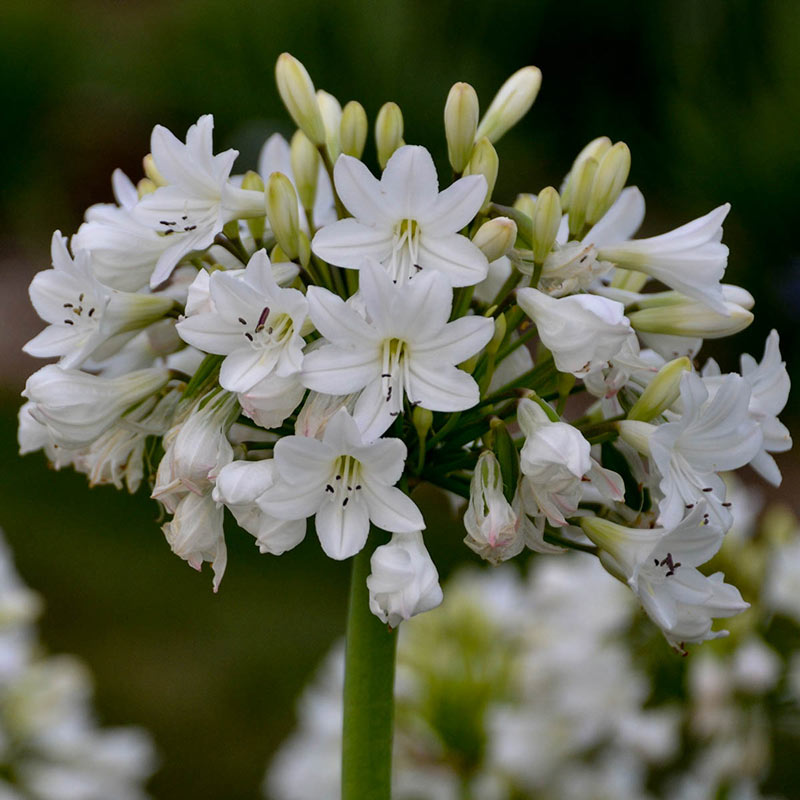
[0, 531, 156, 799]
[19, 53, 790, 644]
[268, 486, 800, 800]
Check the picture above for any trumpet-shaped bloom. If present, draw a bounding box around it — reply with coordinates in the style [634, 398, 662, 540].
[24, 233, 174, 370]
[22, 365, 170, 449]
[311, 145, 489, 285]
[259, 409, 424, 560]
[134, 115, 265, 288]
[302, 263, 493, 441]
[516, 288, 634, 376]
[597, 205, 731, 315]
[582, 506, 748, 648]
[176, 250, 308, 393]
[366, 531, 442, 628]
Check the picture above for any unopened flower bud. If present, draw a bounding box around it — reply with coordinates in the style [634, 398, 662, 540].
[513, 193, 537, 219]
[137, 178, 157, 198]
[464, 136, 498, 211]
[627, 357, 691, 421]
[275, 53, 326, 146]
[290, 130, 320, 212]
[473, 217, 517, 262]
[475, 66, 542, 144]
[586, 142, 631, 225]
[617, 419, 655, 456]
[489, 417, 520, 504]
[444, 82, 479, 173]
[375, 102, 404, 170]
[412, 405, 433, 441]
[561, 136, 611, 210]
[340, 100, 368, 159]
[242, 170, 266, 241]
[567, 156, 598, 238]
[142, 154, 166, 187]
[628, 301, 754, 338]
[486, 313, 507, 356]
[316, 89, 342, 162]
[266, 172, 301, 260]
[530, 186, 562, 264]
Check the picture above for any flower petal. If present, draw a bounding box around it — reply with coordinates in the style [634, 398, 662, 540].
[311, 218, 393, 269]
[417, 232, 488, 287]
[361, 479, 425, 533]
[315, 496, 370, 559]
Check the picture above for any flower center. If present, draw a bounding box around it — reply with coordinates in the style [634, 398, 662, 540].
[157, 213, 199, 237]
[238, 307, 294, 350]
[389, 218, 422, 283]
[381, 338, 413, 417]
[324, 455, 364, 509]
[61, 292, 99, 329]
[653, 551, 681, 578]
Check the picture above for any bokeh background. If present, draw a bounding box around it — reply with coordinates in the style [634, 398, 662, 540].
[1, 1, 799, 797]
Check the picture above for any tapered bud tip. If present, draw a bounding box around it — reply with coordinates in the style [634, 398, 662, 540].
[316, 89, 342, 161]
[530, 186, 562, 265]
[275, 53, 326, 146]
[487, 313, 507, 355]
[567, 156, 599, 238]
[445, 82, 479, 173]
[586, 142, 631, 225]
[290, 130, 320, 210]
[476, 66, 542, 144]
[266, 172, 300, 260]
[340, 101, 368, 159]
[137, 177, 157, 198]
[241, 170, 265, 192]
[561, 136, 611, 211]
[473, 217, 517, 262]
[627, 356, 691, 422]
[375, 102, 404, 170]
[464, 137, 499, 210]
[412, 406, 433, 439]
[142, 154, 166, 187]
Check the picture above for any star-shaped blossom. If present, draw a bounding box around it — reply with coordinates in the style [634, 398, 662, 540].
[258, 409, 424, 560]
[24, 233, 174, 369]
[176, 250, 308, 394]
[311, 145, 489, 285]
[134, 115, 265, 288]
[301, 262, 494, 440]
[582, 505, 748, 649]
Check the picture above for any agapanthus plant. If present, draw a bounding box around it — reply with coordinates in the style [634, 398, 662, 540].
[19, 53, 791, 798]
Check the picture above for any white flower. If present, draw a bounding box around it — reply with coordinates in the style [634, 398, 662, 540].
[259, 409, 424, 560]
[311, 145, 489, 285]
[134, 115, 265, 288]
[23, 233, 173, 369]
[582, 505, 748, 648]
[22, 365, 170, 448]
[705, 330, 791, 486]
[176, 250, 308, 393]
[258, 133, 336, 231]
[237, 372, 306, 431]
[765, 538, 800, 625]
[366, 531, 442, 628]
[597, 205, 731, 314]
[622, 372, 762, 528]
[516, 288, 634, 376]
[580, 185, 646, 248]
[302, 262, 493, 440]
[162, 491, 227, 591]
[72, 170, 176, 292]
[212, 460, 307, 555]
[517, 398, 591, 526]
[463, 451, 525, 564]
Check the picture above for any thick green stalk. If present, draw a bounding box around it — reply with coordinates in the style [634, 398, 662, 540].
[342, 533, 398, 800]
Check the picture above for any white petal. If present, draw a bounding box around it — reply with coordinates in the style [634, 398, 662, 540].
[305, 286, 376, 345]
[417, 232, 489, 287]
[412, 315, 493, 364]
[311, 219, 393, 269]
[333, 154, 395, 226]
[407, 360, 479, 411]
[380, 145, 439, 219]
[315, 496, 370, 559]
[361, 479, 425, 532]
[422, 175, 486, 234]
[302, 345, 379, 394]
[273, 435, 333, 484]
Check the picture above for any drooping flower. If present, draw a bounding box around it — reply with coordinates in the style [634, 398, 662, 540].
[302, 262, 493, 440]
[134, 115, 265, 287]
[176, 249, 309, 393]
[581, 505, 748, 649]
[258, 409, 424, 560]
[311, 145, 489, 285]
[366, 531, 443, 628]
[516, 288, 634, 376]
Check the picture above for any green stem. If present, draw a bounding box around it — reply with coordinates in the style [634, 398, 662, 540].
[342, 534, 398, 800]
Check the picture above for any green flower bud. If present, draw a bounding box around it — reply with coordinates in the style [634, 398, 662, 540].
[444, 82, 479, 173]
[616, 419, 655, 456]
[628, 301, 754, 338]
[464, 136, 498, 212]
[513, 193, 537, 219]
[316, 89, 342, 162]
[489, 417, 520, 504]
[412, 406, 433, 441]
[375, 102, 404, 170]
[275, 53, 326, 146]
[476, 66, 542, 144]
[627, 357, 691, 422]
[472, 217, 517, 262]
[486, 313, 507, 356]
[241, 170, 266, 241]
[567, 156, 598, 238]
[137, 178, 157, 198]
[586, 142, 631, 225]
[266, 172, 300, 260]
[340, 101, 368, 159]
[561, 136, 611, 210]
[290, 130, 320, 213]
[530, 186, 562, 265]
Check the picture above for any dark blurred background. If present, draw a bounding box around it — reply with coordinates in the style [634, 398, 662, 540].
[1, 1, 798, 797]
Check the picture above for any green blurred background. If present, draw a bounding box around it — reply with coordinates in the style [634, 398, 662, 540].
[1, 0, 798, 797]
